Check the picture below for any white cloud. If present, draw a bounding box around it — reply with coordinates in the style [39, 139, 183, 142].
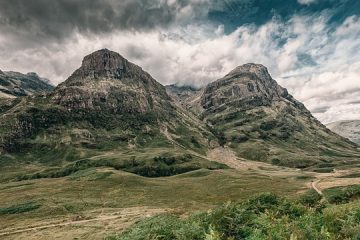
[297, 0, 317, 5]
[0, 14, 359, 124]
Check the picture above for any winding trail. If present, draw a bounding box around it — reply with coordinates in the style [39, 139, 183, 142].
[311, 180, 323, 196]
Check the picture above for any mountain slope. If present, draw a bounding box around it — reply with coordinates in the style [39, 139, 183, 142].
[327, 120, 360, 145]
[197, 63, 360, 169]
[0, 70, 54, 98]
[0, 49, 224, 177]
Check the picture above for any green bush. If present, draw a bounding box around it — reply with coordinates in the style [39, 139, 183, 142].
[108, 193, 360, 240]
[106, 215, 205, 240]
[0, 202, 41, 215]
[17, 154, 226, 180]
[324, 185, 360, 204]
[299, 189, 322, 208]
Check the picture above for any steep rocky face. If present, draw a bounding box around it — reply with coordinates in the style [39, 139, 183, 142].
[0, 49, 212, 156]
[199, 63, 359, 168]
[166, 84, 204, 113]
[201, 64, 305, 113]
[0, 70, 54, 98]
[327, 120, 360, 145]
[52, 49, 172, 114]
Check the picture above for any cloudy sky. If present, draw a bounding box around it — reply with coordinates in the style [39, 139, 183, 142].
[0, 0, 359, 123]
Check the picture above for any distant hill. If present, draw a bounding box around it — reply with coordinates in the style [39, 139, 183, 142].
[327, 120, 360, 145]
[0, 70, 54, 98]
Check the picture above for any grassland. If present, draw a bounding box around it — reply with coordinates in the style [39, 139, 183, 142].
[107, 192, 360, 240]
[0, 159, 313, 239]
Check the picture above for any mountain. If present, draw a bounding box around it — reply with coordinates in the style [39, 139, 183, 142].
[327, 120, 360, 145]
[0, 49, 223, 177]
[165, 84, 203, 114]
[0, 52, 359, 176]
[192, 63, 359, 169]
[0, 70, 54, 98]
[52, 49, 172, 114]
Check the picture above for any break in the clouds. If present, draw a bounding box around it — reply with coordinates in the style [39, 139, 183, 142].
[0, 0, 359, 124]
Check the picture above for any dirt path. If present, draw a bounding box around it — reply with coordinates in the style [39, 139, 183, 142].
[311, 180, 323, 195]
[0, 207, 168, 238]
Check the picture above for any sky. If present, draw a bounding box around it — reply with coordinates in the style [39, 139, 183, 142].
[0, 0, 359, 124]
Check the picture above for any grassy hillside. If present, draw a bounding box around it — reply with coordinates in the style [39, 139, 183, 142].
[107, 192, 360, 240]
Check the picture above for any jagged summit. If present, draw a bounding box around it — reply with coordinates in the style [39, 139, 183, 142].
[0, 69, 3, 74]
[201, 63, 291, 111]
[227, 63, 270, 78]
[79, 49, 131, 76]
[52, 49, 172, 113]
[62, 49, 144, 86]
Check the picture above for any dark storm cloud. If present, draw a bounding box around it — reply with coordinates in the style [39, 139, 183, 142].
[0, 0, 210, 45]
[0, 0, 360, 123]
[208, 0, 360, 33]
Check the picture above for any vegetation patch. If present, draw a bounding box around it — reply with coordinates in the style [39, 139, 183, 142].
[339, 173, 360, 178]
[106, 193, 360, 240]
[0, 202, 41, 215]
[313, 167, 334, 173]
[323, 185, 360, 204]
[16, 154, 227, 180]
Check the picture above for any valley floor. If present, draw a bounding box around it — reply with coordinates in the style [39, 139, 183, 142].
[0, 148, 359, 239]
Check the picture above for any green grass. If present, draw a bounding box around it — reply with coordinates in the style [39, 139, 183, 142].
[16, 153, 227, 180]
[106, 193, 360, 240]
[323, 185, 360, 204]
[0, 202, 41, 215]
[68, 168, 113, 181]
[339, 173, 360, 178]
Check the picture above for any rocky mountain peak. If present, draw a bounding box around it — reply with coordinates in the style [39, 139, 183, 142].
[201, 63, 290, 111]
[0, 69, 3, 75]
[52, 49, 172, 114]
[227, 63, 272, 81]
[81, 48, 128, 73]
[64, 49, 136, 83]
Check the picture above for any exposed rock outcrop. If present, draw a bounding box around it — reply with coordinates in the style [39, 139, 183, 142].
[201, 63, 305, 112]
[52, 49, 172, 114]
[0, 70, 54, 98]
[196, 63, 359, 168]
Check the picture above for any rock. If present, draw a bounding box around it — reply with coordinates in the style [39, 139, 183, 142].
[201, 63, 294, 110]
[52, 49, 172, 114]
[0, 70, 54, 98]
[197, 63, 359, 168]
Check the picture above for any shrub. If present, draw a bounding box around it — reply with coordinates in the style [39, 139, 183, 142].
[108, 193, 360, 240]
[0, 202, 41, 215]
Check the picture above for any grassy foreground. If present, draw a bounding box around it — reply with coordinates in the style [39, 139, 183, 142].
[107, 192, 360, 240]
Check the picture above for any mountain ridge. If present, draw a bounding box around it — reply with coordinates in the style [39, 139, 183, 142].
[0, 50, 359, 173]
[0, 70, 54, 98]
[327, 120, 360, 145]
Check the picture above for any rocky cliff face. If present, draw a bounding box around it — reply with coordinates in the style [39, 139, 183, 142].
[0, 49, 211, 155]
[52, 49, 172, 114]
[196, 63, 359, 168]
[201, 64, 306, 113]
[327, 120, 360, 145]
[1, 53, 359, 169]
[0, 71, 54, 98]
